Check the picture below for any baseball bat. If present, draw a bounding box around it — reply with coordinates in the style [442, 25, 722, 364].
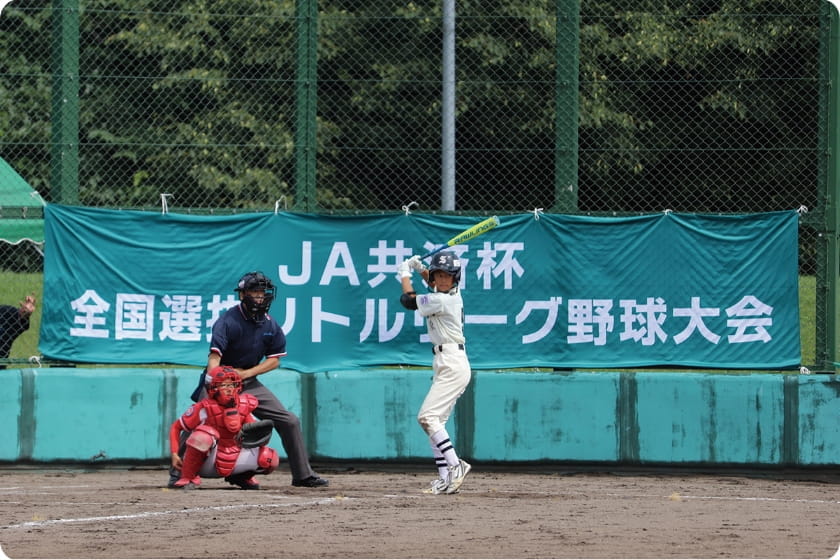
[420, 215, 501, 260]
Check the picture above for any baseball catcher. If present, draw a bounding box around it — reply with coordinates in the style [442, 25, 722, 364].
[169, 365, 279, 490]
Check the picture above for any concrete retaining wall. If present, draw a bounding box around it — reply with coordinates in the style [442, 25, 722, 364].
[3, 368, 839, 466]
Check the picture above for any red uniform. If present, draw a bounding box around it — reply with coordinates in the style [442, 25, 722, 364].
[169, 365, 278, 490]
[169, 393, 260, 477]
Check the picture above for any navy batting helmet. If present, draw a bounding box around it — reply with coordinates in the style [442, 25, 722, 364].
[427, 251, 461, 286]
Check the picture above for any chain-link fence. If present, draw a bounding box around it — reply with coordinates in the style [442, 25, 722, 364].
[0, 0, 830, 367]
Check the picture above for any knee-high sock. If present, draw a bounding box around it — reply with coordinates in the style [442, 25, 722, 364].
[429, 439, 449, 478]
[430, 428, 459, 468]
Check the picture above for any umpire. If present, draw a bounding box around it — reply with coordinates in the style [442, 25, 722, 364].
[185, 271, 328, 489]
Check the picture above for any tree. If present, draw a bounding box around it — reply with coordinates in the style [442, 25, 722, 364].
[0, 0, 824, 214]
[578, 0, 819, 212]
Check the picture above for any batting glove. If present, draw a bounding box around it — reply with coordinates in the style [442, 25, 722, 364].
[397, 260, 412, 279]
[407, 255, 426, 272]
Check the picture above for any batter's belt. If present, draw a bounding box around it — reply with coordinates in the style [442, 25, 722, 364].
[431, 343, 465, 355]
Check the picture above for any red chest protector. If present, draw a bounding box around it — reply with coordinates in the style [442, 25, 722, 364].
[202, 394, 259, 476]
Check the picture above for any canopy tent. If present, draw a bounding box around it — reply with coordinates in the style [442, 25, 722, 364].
[0, 157, 45, 244]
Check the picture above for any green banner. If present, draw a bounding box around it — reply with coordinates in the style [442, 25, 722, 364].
[40, 205, 800, 371]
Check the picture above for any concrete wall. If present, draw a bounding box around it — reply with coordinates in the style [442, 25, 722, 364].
[3, 367, 839, 466]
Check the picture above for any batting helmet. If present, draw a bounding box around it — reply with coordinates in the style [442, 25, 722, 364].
[235, 271, 275, 322]
[427, 251, 461, 286]
[207, 365, 242, 408]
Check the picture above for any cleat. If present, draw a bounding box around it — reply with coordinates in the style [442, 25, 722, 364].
[225, 474, 261, 490]
[445, 460, 471, 494]
[171, 476, 200, 490]
[292, 475, 329, 488]
[422, 477, 449, 495]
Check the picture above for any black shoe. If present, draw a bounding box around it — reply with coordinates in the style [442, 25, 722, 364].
[292, 475, 329, 488]
[225, 473, 261, 490]
[167, 467, 181, 489]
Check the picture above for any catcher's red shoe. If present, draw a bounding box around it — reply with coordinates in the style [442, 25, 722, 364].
[171, 476, 201, 490]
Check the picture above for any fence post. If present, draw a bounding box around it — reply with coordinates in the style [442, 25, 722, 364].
[441, 0, 456, 212]
[50, 0, 79, 205]
[822, 1, 840, 370]
[553, 0, 579, 213]
[294, 0, 318, 212]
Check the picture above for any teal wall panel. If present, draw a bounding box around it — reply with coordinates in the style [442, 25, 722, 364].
[472, 371, 621, 461]
[170, 368, 202, 415]
[1, 371, 23, 460]
[635, 373, 784, 464]
[30, 369, 168, 461]
[796, 375, 840, 464]
[312, 369, 434, 460]
[3, 367, 840, 467]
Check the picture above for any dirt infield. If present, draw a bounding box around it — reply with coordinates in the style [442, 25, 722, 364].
[0, 464, 838, 559]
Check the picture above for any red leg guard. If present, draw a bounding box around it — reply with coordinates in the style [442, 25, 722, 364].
[257, 446, 279, 474]
[174, 445, 207, 487]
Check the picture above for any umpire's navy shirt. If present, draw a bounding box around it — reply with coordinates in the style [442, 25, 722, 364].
[209, 303, 287, 370]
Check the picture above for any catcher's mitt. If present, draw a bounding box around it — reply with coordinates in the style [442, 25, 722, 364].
[236, 419, 274, 448]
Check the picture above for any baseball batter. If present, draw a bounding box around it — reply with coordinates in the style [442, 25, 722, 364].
[398, 251, 472, 495]
[170, 366, 279, 490]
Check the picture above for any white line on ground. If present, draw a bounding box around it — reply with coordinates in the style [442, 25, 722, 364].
[665, 493, 840, 505]
[0, 485, 92, 493]
[483, 488, 840, 506]
[0, 497, 342, 530]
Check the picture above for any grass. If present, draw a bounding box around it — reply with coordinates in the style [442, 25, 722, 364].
[0, 272, 825, 368]
[798, 275, 816, 367]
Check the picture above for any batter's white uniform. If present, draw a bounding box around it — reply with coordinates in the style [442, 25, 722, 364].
[415, 287, 472, 436]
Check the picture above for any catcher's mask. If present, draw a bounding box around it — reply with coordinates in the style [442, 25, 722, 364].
[235, 271, 276, 323]
[207, 365, 242, 408]
[427, 251, 461, 289]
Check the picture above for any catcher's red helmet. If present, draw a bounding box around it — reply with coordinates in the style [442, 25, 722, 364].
[206, 365, 242, 407]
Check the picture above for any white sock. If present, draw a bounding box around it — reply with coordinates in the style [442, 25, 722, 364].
[430, 429, 460, 468]
[430, 440, 448, 478]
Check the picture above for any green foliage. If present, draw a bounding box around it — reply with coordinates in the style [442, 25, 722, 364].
[0, 4, 52, 196]
[71, 0, 299, 210]
[0, 1, 822, 213]
[578, 1, 818, 211]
